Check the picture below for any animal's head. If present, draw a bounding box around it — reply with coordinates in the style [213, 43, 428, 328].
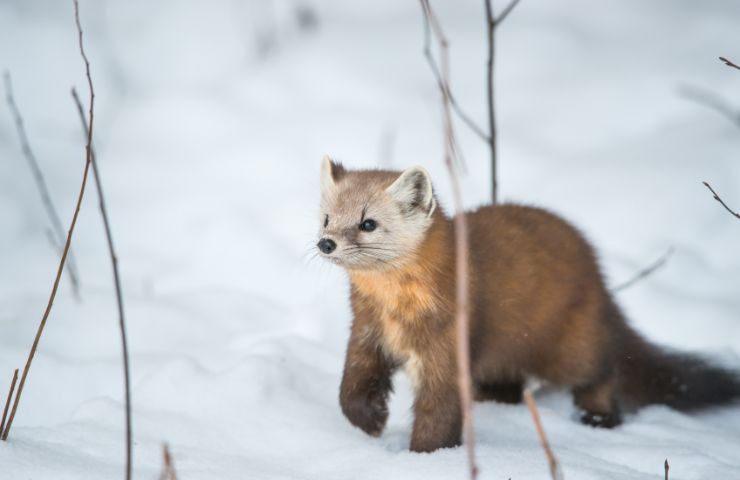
[316, 156, 437, 271]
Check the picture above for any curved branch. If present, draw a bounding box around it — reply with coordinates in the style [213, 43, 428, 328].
[719, 56, 740, 71]
[496, 0, 522, 26]
[3, 71, 82, 298]
[703, 181, 740, 219]
[612, 247, 674, 293]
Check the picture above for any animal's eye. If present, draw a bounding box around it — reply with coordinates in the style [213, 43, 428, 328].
[324, 215, 329, 228]
[359, 219, 377, 232]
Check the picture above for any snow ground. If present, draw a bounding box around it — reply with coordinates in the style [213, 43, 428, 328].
[0, 0, 739, 478]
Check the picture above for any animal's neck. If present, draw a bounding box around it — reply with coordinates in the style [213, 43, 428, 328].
[348, 212, 453, 318]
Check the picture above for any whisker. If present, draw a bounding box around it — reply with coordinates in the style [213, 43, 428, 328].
[350, 250, 398, 268]
[346, 245, 398, 254]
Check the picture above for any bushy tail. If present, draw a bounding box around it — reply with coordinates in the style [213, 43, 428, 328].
[618, 328, 740, 411]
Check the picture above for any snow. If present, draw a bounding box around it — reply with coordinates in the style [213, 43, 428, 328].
[1, 0, 739, 478]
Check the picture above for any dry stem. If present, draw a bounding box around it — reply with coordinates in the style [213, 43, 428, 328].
[612, 247, 674, 292]
[484, 0, 497, 203]
[523, 389, 562, 480]
[71, 85, 133, 480]
[419, 12, 471, 172]
[496, 0, 522, 24]
[1, 76, 94, 443]
[0, 369, 19, 436]
[703, 181, 740, 219]
[485, 0, 521, 203]
[420, 1, 478, 478]
[664, 459, 669, 479]
[679, 85, 740, 130]
[72, 2, 133, 478]
[419, 0, 521, 198]
[159, 443, 178, 480]
[420, 10, 487, 143]
[719, 56, 740, 71]
[3, 71, 81, 298]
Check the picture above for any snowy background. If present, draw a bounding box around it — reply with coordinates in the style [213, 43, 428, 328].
[1, 0, 739, 478]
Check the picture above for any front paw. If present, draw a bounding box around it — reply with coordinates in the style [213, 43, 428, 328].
[340, 389, 389, 437]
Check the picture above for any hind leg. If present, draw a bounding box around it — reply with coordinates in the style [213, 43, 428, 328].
[573, 375, 622, 428]
[474, 380, 524, 404]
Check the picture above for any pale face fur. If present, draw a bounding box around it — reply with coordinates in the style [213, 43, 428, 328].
[317, 156, 437, 271]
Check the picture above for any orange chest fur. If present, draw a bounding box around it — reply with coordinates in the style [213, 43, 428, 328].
[351, 268, 440, 358]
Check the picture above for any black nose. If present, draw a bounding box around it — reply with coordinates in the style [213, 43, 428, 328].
[317, 238, 337, 254]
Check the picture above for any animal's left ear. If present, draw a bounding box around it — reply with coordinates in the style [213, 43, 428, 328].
[386, 166, 436, 218]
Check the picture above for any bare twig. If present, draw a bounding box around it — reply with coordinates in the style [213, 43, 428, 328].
[419, 9, 474, 173]
[523, 389, 562, 480]
[1, 6, 96, 439]
[496, 0, 522, 26]
[487, 0, 521, 203]
[612, 247, 674, 293]
[71, 86, 133, 479]
[3, 71, 82, 299]
[719, 56, 740, 71]
[420, 11, 488, 143]
[72, 2, 133, 479]
[679, 85, 740, 130]
[484, 0, 497, 203]
[0, 369, 19, 437]
[703, 181, 740, 219]
[159, 443, 178, 480]
[420, 1, 477, 478]
[419, 0, 521, 201]
[71, 84, 133, 476]
[664, 459, 669, 480]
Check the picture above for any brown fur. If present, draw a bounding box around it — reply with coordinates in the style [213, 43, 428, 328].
[323, 165, 740, 452]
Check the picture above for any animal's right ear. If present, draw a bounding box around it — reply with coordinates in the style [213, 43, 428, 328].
[320, 155, 345, 192]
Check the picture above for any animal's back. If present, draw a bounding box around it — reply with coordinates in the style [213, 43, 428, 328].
[465, 204, 619, 387]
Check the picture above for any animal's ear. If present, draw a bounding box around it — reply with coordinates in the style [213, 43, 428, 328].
[320, 155, 345, 192]
[386, 166, 436, 218]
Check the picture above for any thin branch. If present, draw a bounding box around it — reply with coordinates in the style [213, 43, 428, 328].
[159, 443, 178, 480]
[3, 71, 82, 299]
[419, 8, 477, 174]
[420, 1, 478, 478]
[484, 0, 522, 203]
[612, 247, 674, 293]
[484, 0, 498, 203]
[664, 459, 669, 480]
[719, 56, 740, 71]
[523, 389, 562, 480]
[72, 2, 132, 479]
[679, 85, 740, 130]
[703, 181, 740, 219]
[0, 369, 19, 437]
[71, 86, 133, 480]
[495, 0, 522, 27]
[419, 0, 521, 202]
[420, 10, 489, 143]
[1, 37, 95, 444]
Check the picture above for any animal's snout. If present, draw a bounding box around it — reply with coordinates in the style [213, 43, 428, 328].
[317, 238, 337, 254]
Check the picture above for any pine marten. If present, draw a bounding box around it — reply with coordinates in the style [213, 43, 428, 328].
[316, 156, 740, 453]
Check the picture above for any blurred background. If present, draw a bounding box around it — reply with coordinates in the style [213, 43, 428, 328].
[0, 1, 738, 478]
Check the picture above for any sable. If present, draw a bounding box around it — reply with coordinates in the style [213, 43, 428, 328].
[316, 159, 740, 453]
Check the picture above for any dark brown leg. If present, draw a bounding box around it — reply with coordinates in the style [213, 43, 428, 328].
[409, 353, 462, 452]
[474, 379, 524, 404]
[339, 336, 396, 437]
[574, 374, 622, 428]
